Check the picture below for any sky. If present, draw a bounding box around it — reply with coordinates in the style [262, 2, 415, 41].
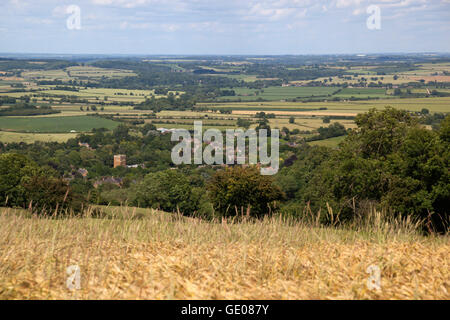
[0, 0, 449, 55]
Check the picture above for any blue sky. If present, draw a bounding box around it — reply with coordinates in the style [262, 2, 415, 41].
[0, 0, 449, 55]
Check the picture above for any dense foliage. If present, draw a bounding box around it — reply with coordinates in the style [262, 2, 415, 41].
[277, 108, 449, 232]
[0, 153, 79, 213]
[207, 166, 284, 217]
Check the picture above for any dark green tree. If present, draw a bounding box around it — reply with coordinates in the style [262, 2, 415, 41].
[207, 166, 284, 218]
[0, 153, 39, 207]
[130, 170, 200, 215]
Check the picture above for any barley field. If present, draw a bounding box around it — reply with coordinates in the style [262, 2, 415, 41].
[0, 207, 448, 300]
[0, 131, 78, 143]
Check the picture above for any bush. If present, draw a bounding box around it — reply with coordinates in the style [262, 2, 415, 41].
[22, 175, 83, 214]
[0, 153, 84, 214]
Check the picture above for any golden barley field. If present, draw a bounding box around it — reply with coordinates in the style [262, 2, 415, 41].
[0, 207, 448, 300]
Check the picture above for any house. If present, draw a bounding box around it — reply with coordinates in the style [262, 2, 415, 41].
[93, 177, 123, 189]
[78, 142, 92, 150]
[157, 128, 172, 134]
[126, 164, 145, 169]
[77, 168, 89, 177]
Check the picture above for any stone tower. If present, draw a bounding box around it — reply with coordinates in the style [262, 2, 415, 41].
[114, 155, 126, 168]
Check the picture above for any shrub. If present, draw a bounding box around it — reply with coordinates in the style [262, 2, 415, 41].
[22, 175, 83, 214]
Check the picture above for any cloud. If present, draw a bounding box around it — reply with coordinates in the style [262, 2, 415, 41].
[1, 0, 449, 54]
[92, 0, 166, 8]
[335, 0, 363, 8]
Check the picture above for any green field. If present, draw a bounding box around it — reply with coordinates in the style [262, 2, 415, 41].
[0, 116, 119, 133]
[334, 87, 390, 98]
[308, 135, 346, 147]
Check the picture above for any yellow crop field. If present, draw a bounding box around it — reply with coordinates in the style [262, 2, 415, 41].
[0, 131, 78, 143]
[0, 207, 448, 300]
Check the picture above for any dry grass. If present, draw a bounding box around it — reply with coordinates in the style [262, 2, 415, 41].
[0, 207, 448, 300]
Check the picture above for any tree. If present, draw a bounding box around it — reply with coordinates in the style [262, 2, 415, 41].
[237, 118, 251, 130]
[130, 170, 200, 215]
[22, 175, 82, 214]
[207, 166, 284, 217]
[0, 153, 83, 213]
[255, 118, 271, 132]
[316, 122, 347, 140]
[351, 107, 415, 159]
[296, 109, 449, 232]
[113, 125, 130, 142]
[289, 116, 295, 124]
[0, 153, 39, 207]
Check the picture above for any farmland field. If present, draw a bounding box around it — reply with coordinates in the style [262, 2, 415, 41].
[0, 131, 78, 143]
[219, 86, 338, 101]
[66, 66, 137, 79]
[0, 116, 119, 133]
[201, 97, 450, 114]
[21, 66, 137, 81]
[0, 207, 447, 300]
[333, 87, 390, 98]
[308, 135, 347, 147]
[0, 87, 182, 103]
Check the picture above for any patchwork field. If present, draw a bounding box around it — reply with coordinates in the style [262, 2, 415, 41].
[0, 60, 448, 144]
[0, 87, 182, 104]
[219, 86, 338, 101]
[66, 66, 137, 79]
[21, 66, 137, 81]
[201, 97, 450, 114]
